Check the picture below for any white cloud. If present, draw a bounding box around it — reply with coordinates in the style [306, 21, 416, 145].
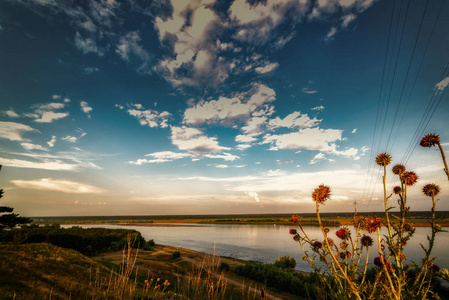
[3, 108, 20, 118]
[245, 191, 260, 202]
[352, 128, 357, 134]
[11, 178, 105, 194]
[74, 31, 103, 56]
[216, 164, 228, 168]
[361, 146, 370, 152]
[123, 103, 171, 128]
[80, 101, 93, 118]
[254, 62, 279, 74]
[0, 157, 79, 171]
[47, 136, 56, 147]
[302, 87, 318, 94]
[342, 14, 356, 28]
[268, 111, 320, 129]
[324, 26, 337, 41]
[311, 106, 325, 111]
[20, 143, 47, 151]
[310, 152, 327, 164]
[0, 121, 37, 141]
[26, 102, 69, 123]
[235, 134, 258, 143]
[435, 77, 449, 91]
[62, 136, 78, 143]
[236, 144, 252, 151]
[129, 151, 191, 164]
[204, 152, 239, 161]
[170, 126, 229, 153]
[184, 83, 276, 126]
[116, 31, 151, 73]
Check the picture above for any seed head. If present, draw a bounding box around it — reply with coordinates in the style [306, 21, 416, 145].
[339, 252, 346, 260]
[312, 184, 331, 204]
[392, 164, 406, 175]
[432, 264, 440, 272]
[293, 234, 301, 242]
[340, 241, 349, 250]
[374, 256, 383, 267]
[422, 183, 440, 197]
[326, 238, 334, 247]
[403, 223, 413, 232]
[361, 235, 374, 247]
[376, 153, 392, 166]
[401, 171, 418, 186]
[420, 133, 440, 148]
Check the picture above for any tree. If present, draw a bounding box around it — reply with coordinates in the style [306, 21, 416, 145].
[0, 165, 31, 230]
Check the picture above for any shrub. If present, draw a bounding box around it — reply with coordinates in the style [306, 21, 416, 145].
[171, 250, 181, 259]
[274, 256, 296, 269]
[218, 262, 230, 272]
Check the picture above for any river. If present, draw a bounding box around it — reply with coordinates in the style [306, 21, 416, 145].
[66, 223, 449, 272]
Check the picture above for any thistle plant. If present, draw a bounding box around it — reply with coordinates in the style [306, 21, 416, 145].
[290, 134, 447, 299]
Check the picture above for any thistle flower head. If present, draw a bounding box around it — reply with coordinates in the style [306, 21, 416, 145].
[326, 238, 334, 247]
[289, 229, 297, 235]
[422, 183, 440, 197]
[365, 216, 382, 233]
[339, 252, 346, 260]
[392, 164, 406, 175]
[340, 241, 349, 250]
[361, 235, 374, 247]
[293, 234, 301, 242]
[375, 153, 392, 166]
[401, 171, 418, 186]
[313, 241, 322, 249]
[336, 227, 351, 240]
[393, 186, 402, 194]
[432, 264, 440, 272]
[420, 133, 440, 148]
[291, 215, 300, 223]
[374, 256, 383, 267]
[312, 184, 331, 204]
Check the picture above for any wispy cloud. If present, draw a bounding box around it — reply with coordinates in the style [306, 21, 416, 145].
[2, 108, 20, 118]
[121, 103, 171, 128]
[170, 126, 229, 153]
[80, 101, 93, 118]
[11, 178, 105, 194]
[25, 102, 69, 123]
[0, 121, 37, 142]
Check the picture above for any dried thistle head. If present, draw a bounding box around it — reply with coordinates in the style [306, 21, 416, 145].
[422, 183, 440, 197]
[291, 215, 300, 223]
[420, 133, 440, 148]
[365, 216, 382, 233]
[401, 171, 418, 186]
[327, 238, 334, 247]
[312, 184, 331, 205]
[375, 153, 392, 166]
[360, 235, 373, 247]
[340, 241, 349, 250]
[392, 164, 406, 175]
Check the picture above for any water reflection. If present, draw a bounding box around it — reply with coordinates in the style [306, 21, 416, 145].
[67, 223, 449, 272]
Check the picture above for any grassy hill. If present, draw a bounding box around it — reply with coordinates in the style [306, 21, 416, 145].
[0, 243, 117, 299]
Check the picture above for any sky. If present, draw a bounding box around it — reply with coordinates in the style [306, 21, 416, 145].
[0, 0, 448, 217]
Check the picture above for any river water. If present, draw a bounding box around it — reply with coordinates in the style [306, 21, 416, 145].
[67, 223, 449, 272]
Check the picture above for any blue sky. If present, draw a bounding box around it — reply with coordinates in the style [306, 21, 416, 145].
[0, 0, 448, 217]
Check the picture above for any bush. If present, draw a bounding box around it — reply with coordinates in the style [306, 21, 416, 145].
[274, 256, 296, 269]
[171, 250, 181, 259]
[218, 262, 230, 272]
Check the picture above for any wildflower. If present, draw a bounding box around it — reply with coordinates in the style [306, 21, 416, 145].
[392, 164, 406, 175]
[327, 238, 334, 247]
[293, 234, 301, 242]
[374, 256, 383, 267]
[435, 224, 442, 232]
[346, 251, 352, 258]
[393, 186, 402, 194]
[422, 183, 440, 197]
[355, 217, 366, 228]
[291, 215, 300, 223]
[375, 153, 392, 166]
[420, 133, 440, 148]
[312, 184, 331, 204]
[339, 252, 346, 260]
[365, 216, 382, 233]
[302, 255, 307, 261]
[324, 227, 330, 234]
[360, 235, 373, 247]
[401, 171, 418, 186]
[340, 241, 349, 250]
[432, 264, 440, 272]
[314, 241, 323, 249]
[336, 227, 351, 240]
[403, 223, 413, 232]
[289, 229, 297, 235]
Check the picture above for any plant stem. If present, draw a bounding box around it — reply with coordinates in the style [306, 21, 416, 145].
[437, 142, 449, 181]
